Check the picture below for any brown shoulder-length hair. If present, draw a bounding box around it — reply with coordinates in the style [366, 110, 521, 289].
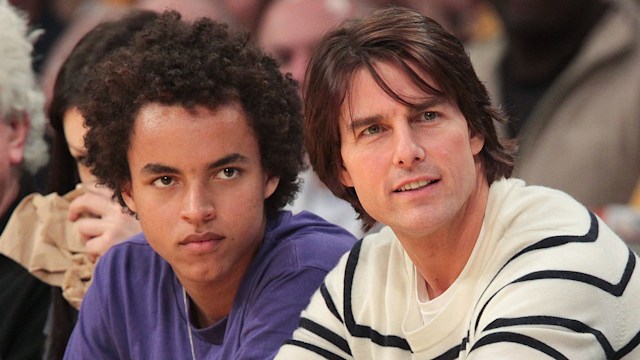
[304, 6, 516, 231]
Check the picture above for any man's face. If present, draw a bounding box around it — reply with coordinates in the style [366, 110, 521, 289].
[0, 117, 29, 216]
[339, 63, 486, 242]
[122, 103, 279, 289]
[257, 0, 354, 90]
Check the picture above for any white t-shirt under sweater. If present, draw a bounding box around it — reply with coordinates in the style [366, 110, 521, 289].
[276, 178, 640, 359]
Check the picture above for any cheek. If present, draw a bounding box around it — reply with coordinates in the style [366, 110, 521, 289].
[137, 202, 173, 236]
[78, 165, 96, 184]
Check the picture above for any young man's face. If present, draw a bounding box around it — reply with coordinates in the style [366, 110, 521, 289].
[122, 102, 279, 288]
[338, 62, 485, 242]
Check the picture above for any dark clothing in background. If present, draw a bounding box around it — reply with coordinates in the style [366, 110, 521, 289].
[0, 175, 51, 359]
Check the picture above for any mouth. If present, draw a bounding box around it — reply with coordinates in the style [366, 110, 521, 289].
[395, 179, 438, 192]
[179, 232, 224, 249]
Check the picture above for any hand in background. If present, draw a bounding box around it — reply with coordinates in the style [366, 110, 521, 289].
[68, 184, 141, 260]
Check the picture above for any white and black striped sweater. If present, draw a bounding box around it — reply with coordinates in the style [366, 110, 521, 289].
[277, 178, 640, 359]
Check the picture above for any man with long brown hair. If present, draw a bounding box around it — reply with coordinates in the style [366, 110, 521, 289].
[276, 7, 640, 359]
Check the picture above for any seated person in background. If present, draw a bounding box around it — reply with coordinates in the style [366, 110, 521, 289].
[0, 0, 51, 358]
[63, 10, 355, 359]
[468, 0, 640, 248]
[45, 10, 157, 359]
[255, 0, 369, 238]
[276, 7, 640, 359]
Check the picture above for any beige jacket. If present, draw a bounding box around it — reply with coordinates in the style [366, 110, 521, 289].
[469, 0, 640, 207]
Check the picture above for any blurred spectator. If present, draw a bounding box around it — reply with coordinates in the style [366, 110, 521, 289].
[9, 0, 71, 75]
[468, 0, 640, 240]
[39, 0, 231, 110]
[0, 0, 51, 358]
[367, 0, 501, 43]
[256, 0, 371, 237]
[221, 0, 270, 33]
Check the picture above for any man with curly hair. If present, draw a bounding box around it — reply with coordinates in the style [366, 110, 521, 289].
[63, 10, 355, 359]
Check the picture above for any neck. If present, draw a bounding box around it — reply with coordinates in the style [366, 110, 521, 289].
[184, 282, 237, 328]
[179, 239, 261, 328]
[403, 174, 489, 299]
[504, 2, 608, 84]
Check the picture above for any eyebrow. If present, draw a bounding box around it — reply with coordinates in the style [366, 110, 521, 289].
[346, 114, 383, 133]
[140, 153, 249, 175]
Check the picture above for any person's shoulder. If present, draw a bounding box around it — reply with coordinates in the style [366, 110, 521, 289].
[102, 231, 150, 254]
[90, 231, 172, 303]
[486, 178, 633, 274]
[490, 178, 590, 226]
[94, 232, 157, 271]
[267, 210, 357, 247]
[263, 211, 357, 270]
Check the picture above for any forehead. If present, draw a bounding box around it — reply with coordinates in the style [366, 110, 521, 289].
[129, 102, 259, 158]
[341, 62, 445, 118]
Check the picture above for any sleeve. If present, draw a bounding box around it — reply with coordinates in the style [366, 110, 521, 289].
[63, 259, 121, 359]
[466, 234, 640, 359]
[275, 254, 354, 360]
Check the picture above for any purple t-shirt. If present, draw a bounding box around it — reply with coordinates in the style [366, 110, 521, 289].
[64, 211, 356, 359]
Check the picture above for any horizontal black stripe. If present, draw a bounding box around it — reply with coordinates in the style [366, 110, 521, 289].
[512, 249, 635, 296]
[613, 328, 640, 360]
[485, 316, 613, 358]
[284, 339, 347, 360]
[471, 331, 568, 359]
[474, 210, 630, 332]
[299, 317, 352, 356]
[432, 343, 464, 360]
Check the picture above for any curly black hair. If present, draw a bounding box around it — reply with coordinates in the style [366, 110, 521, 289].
[79, 11, 305, 218]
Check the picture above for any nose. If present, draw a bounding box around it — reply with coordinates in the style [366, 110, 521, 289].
[180, 182, 215, 225]
[392, 124, 425, 168]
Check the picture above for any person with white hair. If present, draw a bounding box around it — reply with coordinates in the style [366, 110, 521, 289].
[0, 0, 51, 358]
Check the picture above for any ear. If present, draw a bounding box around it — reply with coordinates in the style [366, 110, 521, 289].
[469, 131, 485, 156]
[121, 181, 137, 214]
[7, 115, 30, 166]
[339, 164, 354, 187]
[264, 175, 280, 199]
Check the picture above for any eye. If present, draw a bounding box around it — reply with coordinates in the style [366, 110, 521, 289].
[420, 111, 438, 122]
[216, 168, 240, 180]
[362, 124, 382, 136]
[152, 176, 174, 187]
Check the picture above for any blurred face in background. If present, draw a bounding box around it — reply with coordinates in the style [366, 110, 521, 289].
[0, 115, 29, 215]
[257, 0, 356, 93]
[490, 0, 599, 36]
[63, 107, 95, 184]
